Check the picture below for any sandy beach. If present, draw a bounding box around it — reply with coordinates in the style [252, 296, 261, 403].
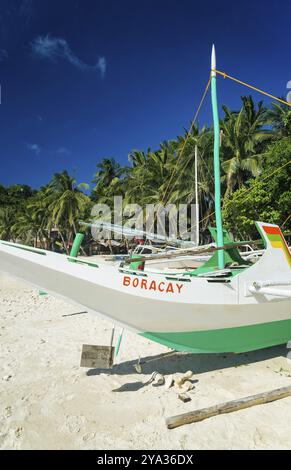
[0, 271, 291, 450]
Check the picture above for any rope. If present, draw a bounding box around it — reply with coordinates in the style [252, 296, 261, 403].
[146, 75, 211, 234]
[212, 69, 291, 108]
[186, 159, 291, 234]
[184, 66, 291, 235]
[282, 213, 291, 228]
[223, 159, 291, 208]
[161, 75, 211, 206]
[149, 68, 290, 237]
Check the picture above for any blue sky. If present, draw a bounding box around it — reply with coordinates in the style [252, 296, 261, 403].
[0, 0, 290, 188]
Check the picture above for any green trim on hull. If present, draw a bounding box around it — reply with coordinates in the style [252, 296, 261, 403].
[140, 319, 291, 354]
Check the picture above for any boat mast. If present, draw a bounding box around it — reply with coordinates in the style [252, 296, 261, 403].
[211, 44, 224, 269]
[194, 144, 199, 246]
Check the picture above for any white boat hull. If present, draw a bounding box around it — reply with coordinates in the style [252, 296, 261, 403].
[0, 222, 291, 353]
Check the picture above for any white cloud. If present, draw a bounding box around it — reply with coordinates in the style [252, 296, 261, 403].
[97, 57, 106, 79]
[31, 35, 106, 78]
[27, 143, 41, 155]
[56, 147, 71, 155]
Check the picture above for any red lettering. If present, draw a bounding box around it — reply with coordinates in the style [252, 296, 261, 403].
[149, 280, 157, 291]
[158, 282, 165, 292]
[133, 277, 139, 288]
[141, 279, 148, 289]
[166, 283, 174, 293]
[176, 283, 183, 294]
[123, 276, 131, 287]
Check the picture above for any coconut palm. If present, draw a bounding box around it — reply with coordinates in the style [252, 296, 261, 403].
[221, 96, 272, 196]
[11, 209, 38, 246]
[0, 206, 17, 241]
[128, 142, 178, 205]
[161, 127, 216, 238]
[46, 171, 90, 253]
[25, 188, 54, 248]
[268, 102, 291, 137]
[92, 158, 124, 200]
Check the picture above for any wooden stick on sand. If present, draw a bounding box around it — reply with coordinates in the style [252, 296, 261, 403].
[166, 385, 291, 429]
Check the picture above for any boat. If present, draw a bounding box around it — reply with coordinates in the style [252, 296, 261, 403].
[0, 46, 291, 354]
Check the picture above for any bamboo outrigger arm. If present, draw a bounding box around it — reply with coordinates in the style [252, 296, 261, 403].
[123, 240, 262, 265]
[249, 283, 291, 298]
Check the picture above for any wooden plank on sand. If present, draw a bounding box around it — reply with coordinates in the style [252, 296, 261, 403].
[166, 385, 291, 429]
[80, 344, 115, 369]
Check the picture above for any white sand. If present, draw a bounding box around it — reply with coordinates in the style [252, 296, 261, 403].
[1, 271, 291, 450]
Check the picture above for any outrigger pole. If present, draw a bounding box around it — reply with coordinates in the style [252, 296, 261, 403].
[211, 45, 224, 269]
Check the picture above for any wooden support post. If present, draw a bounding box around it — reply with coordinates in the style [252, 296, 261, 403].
[166, 385, 291, 429]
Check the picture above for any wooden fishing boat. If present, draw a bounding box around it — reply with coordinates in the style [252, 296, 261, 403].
[0, 46, 290, 353]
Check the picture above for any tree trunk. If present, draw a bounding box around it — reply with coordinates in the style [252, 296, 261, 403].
[58, 228, 69, 254]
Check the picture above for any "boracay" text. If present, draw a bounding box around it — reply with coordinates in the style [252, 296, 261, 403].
[123, 276, 184, 294]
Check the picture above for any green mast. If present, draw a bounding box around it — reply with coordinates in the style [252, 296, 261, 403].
[211, 44, 224, 269]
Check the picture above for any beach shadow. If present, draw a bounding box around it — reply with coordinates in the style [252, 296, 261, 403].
[86, 344, 287, 377]
[112, 381, 147, 392]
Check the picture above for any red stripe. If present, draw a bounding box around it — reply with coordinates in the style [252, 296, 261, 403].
[263, 225, 280, 235]
[262, 225, 291, 263]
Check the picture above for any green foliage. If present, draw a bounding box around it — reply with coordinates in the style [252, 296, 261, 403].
[223, 138, 291, 239]
[0, 97, 290, 249]
[221, 96, 273, 195]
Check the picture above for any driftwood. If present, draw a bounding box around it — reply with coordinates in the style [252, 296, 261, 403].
[166, 385, 291, 429]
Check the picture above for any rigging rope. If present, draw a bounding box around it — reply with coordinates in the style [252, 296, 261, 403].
[212, 69, 291, 108]
[147, 67, 290, 239]
[183, 69, 291, 236]
[185, 159, 291, 234]
[282, 213, 291, 228]
[146, 74, 211, 235]
[161, 75, 211, 206]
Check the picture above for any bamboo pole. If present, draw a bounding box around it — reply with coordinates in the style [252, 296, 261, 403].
[211, 45, 224, 269]
[194, 145, 199, 246]
[123, 239, 262, 265]
[166, 385, 291, 429]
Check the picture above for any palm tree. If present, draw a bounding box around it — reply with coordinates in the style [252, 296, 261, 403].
[46, 171, 90, 253]
[162, 127, 216, 236]
[26, 188, 53, 248]
[268, 102, 291, 137]
[220, 96, 272, 196]
[11, 209, 38, 246]
[127, 142, 178, 205]
[128, 150, 147, 167]
[0, 206, 17, 241]
[92, 158, 124, 200]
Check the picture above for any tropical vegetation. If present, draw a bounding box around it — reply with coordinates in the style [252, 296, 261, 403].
[0, 96, 290, 253]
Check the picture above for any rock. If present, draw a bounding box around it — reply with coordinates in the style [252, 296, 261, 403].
[83, 432, 96, 442]
[15, 427, 23, 439]
[4, 406, 12, 418]
[178, 393, 191, 403]
[179, 380, 195, 394]
[165, 375, 174, 389]
[174, 370, 194, 388]
[134, 363, 142, 374]
[153, 373, 165, 386]
[2, 375, 12, 382]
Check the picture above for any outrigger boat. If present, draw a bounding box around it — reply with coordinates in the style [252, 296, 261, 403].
[0, 46, 291, 354]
